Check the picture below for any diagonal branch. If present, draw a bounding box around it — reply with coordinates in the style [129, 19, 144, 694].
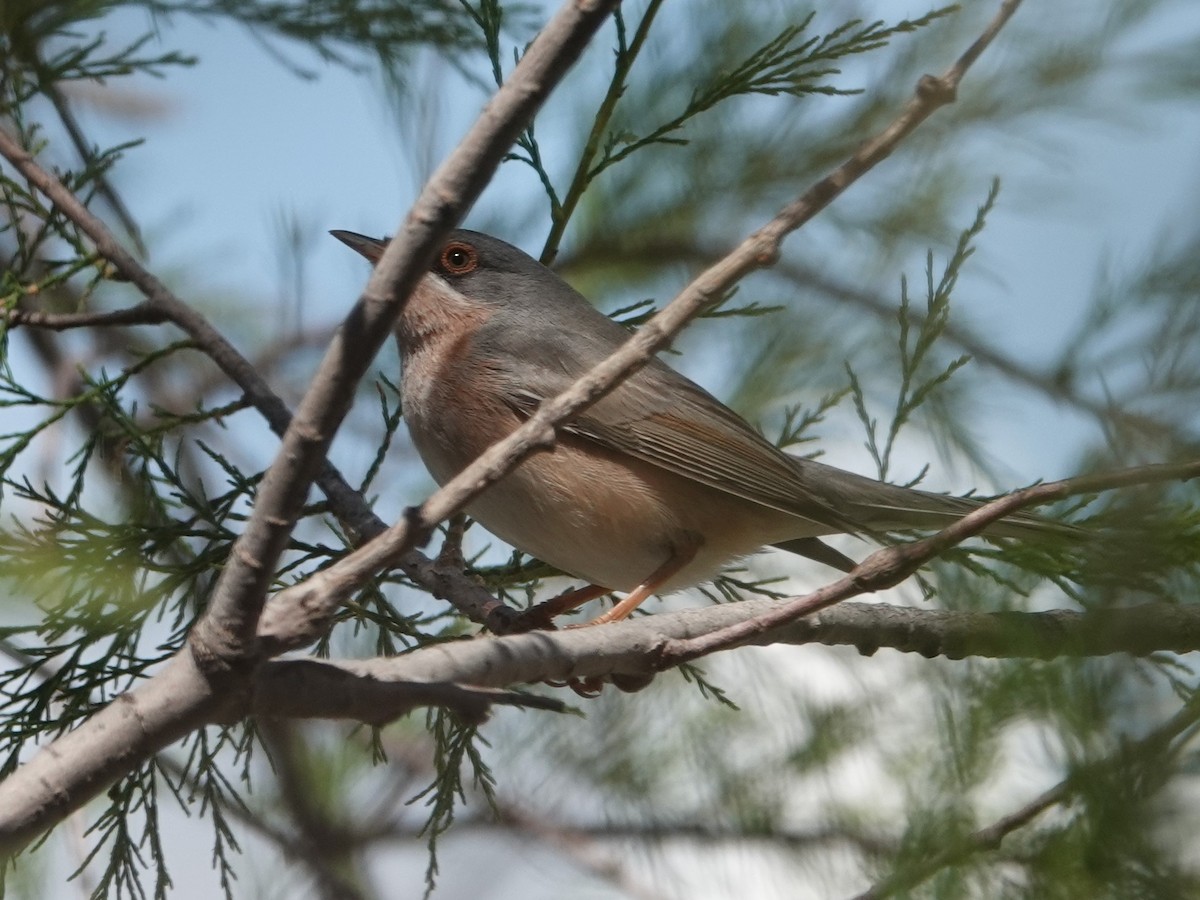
[566, 236, 1195, 451]
[44, 83, 147, 256]
[187, 0, 621, 665]
[0, 114, 507, 633]
[262, 455, 1199, 690]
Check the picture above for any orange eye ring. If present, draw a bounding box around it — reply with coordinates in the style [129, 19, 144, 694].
[439, 241, 478, 275]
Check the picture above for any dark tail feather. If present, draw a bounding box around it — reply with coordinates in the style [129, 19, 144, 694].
[773, 537, 858, 573]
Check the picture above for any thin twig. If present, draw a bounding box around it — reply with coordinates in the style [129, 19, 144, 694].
[566, 235, 1196, 451]
[44, 79, 147, 257]
[254, 720, 377, 900]
[3, 302, 169, 330]
[540, 0, 666, 266]
[852, 784, 1067, 900]
[497, 804, 667, 900]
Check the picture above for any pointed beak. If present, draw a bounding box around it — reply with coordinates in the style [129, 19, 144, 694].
[330, 229, 387, 264]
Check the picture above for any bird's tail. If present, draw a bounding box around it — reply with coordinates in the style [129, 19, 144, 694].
[803, 458, 1081, 541]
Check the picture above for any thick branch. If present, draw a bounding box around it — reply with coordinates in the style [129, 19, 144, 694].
[262, 595, 1200, 696]
[765, 600, 1200, 661]
[0, 654, 227, 859]
[251, 658, 564, 726]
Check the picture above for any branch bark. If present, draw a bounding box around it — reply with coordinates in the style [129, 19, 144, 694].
[256, 595, 1200, 697]
[251, 659, 564, 725]
[2, 302, 170, 329]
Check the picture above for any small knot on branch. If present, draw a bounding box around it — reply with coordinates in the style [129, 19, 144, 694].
[402, 505, 437, 547]
[916, 74, 955, 104]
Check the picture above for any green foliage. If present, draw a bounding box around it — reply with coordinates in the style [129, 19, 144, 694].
[81, 761, 172, 900]
[599, 8, 958, 170]
[410, 710, 496, 896]
[848, 179, 994, 484]
[468, 1, 956, 262]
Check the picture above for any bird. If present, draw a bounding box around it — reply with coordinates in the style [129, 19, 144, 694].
[333, 228, 1069, 626]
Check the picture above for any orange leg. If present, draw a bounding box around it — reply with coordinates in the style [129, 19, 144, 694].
[515, 583, 612, 631]
[539, 583, 612, 619]
[583, 544, 697, 626]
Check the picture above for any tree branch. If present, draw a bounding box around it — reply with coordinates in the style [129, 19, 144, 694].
[262, 596, 1200, 694]
[254, 719, 372, 900]
[0, 96, 510, 634]
[187, 0, 620, 665]
[251, 659, 564, 726]
[44, 77, 147, 257]
[0, 653, 227, 860]
[260, 438, 1200, 688]
[566, 236, 1195, 451]
[764, 600, 1200, 661]
[2, 302, 169, 330]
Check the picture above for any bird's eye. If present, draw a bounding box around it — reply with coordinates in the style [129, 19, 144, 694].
[438, 241, 478, 275]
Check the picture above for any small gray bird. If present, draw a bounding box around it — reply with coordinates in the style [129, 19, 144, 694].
[334, 228, 1065, 624]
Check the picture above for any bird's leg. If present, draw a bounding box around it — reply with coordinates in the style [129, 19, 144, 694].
[514, 583, 612, 631]
[536, 583, 612, 620]
[584, 543, 698, 626]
